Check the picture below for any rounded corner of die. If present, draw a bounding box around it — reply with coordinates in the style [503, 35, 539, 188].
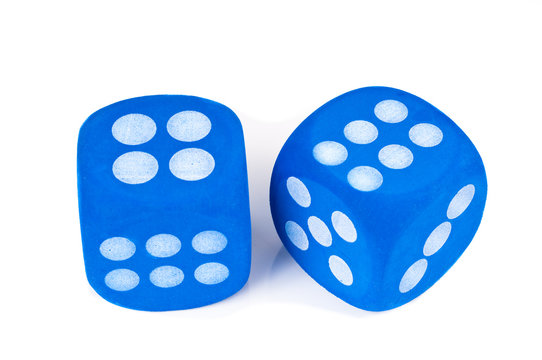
[84, 272, 121, 308]
[218, 103, 246, 137]
[77, 112, 98, 147]
[188, 95, 244, 128]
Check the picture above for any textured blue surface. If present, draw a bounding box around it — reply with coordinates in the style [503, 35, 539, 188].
[270, 86, 487, 311]
[78, 95, 251, 311]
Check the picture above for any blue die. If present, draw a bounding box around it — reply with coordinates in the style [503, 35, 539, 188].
[78, 95, 251, 311]
[270, 86, 487, 311]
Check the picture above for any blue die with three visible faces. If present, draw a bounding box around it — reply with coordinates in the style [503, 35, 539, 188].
[78, 95, 251, 311]
[270, 86, 487, 311]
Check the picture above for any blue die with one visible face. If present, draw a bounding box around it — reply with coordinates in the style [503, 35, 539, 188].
[270, 86, 487, 311]
[78, 95, 251, 311]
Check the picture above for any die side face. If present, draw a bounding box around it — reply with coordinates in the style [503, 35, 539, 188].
[270, 87, 487, 311]
[78, 95, 251, 311]
[271, 177, 374, 303]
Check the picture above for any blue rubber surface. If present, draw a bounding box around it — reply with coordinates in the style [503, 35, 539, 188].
[78, 95, 251, 311]
[270, 86, 487, 311]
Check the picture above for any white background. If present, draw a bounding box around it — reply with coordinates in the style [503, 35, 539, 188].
[1, 1, 541, 359]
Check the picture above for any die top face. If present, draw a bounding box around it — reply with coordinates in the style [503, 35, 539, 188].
[279, 86, 484, 197]
[78, 95, 247, 205]
[78, 95, 251, 311]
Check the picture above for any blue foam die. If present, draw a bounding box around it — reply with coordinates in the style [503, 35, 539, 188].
[270, 86, 487, 311]
[78, 95, 251, 311]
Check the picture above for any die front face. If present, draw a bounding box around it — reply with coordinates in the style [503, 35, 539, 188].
[78, 95, 251, 311]
[270, 87, 487, 311]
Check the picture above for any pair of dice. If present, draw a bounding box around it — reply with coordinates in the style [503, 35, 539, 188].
[78, 87, 487, 311]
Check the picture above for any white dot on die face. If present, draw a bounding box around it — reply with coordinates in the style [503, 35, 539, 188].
[149, 266, 184, 288]
[409, 123, 443, 147]
[112, 114, 156, 145]
[286, 177, 311, 208]
[99, 237, 136, 261]
[146, 234, 181, 258]
[378, 144, 414, 169]
[167, 111, 212, 142]
[347, 166, 383, 192]
[169, 148, 215, 181]
[447, 184, 476, 219]
[374, 100, 408, 123]
[344, 120, 378, 144]
[423, 222, 452, 256]
[331, 211, 357, 243]
[399, 259, 428, 293]
[112, 151, 158, 184]
[329, 255, 353, 286]
[307, 216, 332, 247]
[285, 221, 309, 251]
[194, 263, 229, 285]
[105, 269, 139, 291]
[313, 141, 348, 166]
[192, 231, 227, 254]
